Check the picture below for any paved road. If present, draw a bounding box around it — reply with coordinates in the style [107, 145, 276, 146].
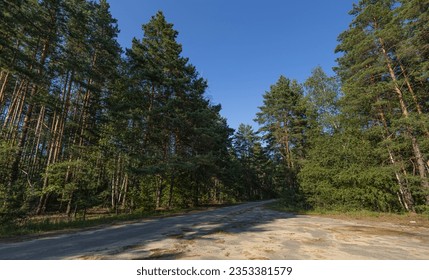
[1, 200, 428, 260]
[0, 200, 273, 259]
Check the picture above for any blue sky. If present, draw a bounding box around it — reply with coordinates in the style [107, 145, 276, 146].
[107, 0, 357, 130]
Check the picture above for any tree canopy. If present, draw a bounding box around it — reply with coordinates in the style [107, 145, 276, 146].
[1, 0, 429, 225]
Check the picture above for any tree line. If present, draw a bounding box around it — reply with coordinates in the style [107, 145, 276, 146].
[0, 0, 282, 223]
[1, 0, 428, 225]
[251, 0, 428, 213]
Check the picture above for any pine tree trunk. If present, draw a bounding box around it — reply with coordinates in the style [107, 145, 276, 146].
[66, 191, 74, 217]
[277, 122, 293, 169]
[398, 62, 424, 115]
[376, 97, 415, 212]
[168, 174, 174, 209]
[2, 80, 28, 142]
[0, 71, 10, 106]
[10, 35, 51, 186]
[37, 71, 74, 215]
[194, 179, 199, 207]
[121, 174, 128, 209]
[387, 150, 415, 211]
[155, 176, 163, 209]
[111, 176, 116, 212]
[9, 88, 34, 185]
[112, 155, 121, 213]
[29, 105, 45, 178]
[378, 37, 429, 203]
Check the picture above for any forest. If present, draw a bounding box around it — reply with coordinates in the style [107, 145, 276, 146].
[0, 0, 428, 226]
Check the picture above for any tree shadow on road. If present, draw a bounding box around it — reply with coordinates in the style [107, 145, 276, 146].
[101, 203, 299, 260]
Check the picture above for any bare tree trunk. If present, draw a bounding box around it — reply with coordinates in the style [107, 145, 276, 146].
[121, 174, 128, 209]
[36, 109, 60, 214]
[10, 35, 50, 187]
[29, 105, 45, 178]
[155, 176, 164, 209]
[168, 174, 174, 209]
[276, 122, 293, 169]
[9, 86, 34, 184]
[78, 51, 97, 145]
[141, 84, 156, 151]
[398, 63, 424, 115]
[37, 71, 74, 214]
[111, 176, 116, 212]
[112, 157, 119, 213]
[376, 99, 415, 212]
[0, 71, 10, 106]
[66, 191, 74, 217]
[387, 149, 414, 211]
[2, 80, 28, 142]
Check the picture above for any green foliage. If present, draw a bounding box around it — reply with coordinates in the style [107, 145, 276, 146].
[304, 66, 341, 134]
[3, 0, 429, 235]
[0, 141, 27, 224]
[45, 154, 101, 211]
[255, 76, 309, 195]
[334, 0, 429, 210]
[290, 0, 429, 213]
[299, 131, 400, 212]
[232, 124, 278, 200]
[117, 11, 236, 208]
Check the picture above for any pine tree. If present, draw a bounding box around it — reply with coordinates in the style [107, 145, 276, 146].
[255, 76, 308, 191]
[233, 124, 260, 199]
[1, 0, 66, 216]
[335, 0, 429, 210]
[34, 0, 122, 215]
[123, 11, 236, 209]
[234, 124, 259, 159]
[233, 124, 275, 200]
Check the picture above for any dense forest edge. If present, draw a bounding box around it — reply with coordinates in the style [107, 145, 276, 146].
[1, 0, 428, 232]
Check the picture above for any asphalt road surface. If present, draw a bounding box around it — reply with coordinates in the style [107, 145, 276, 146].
[0, 200, 428, 260]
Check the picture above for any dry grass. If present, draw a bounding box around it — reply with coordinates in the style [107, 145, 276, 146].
[316, 212, 429, 228]
[268, 202, 429, 228]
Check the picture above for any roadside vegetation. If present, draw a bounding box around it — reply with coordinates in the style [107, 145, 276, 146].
[268, 200, 429, 228]
[0, 1, 278, 231]
[0, 203, 241, 238]
[1, 0, 429, 237]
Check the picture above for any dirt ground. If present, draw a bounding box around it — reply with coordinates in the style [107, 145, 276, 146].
[1, 201, 428, 260]
[78, 204, 429, 260]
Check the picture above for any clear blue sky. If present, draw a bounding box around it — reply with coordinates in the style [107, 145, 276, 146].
[107, 0, 357, 130]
